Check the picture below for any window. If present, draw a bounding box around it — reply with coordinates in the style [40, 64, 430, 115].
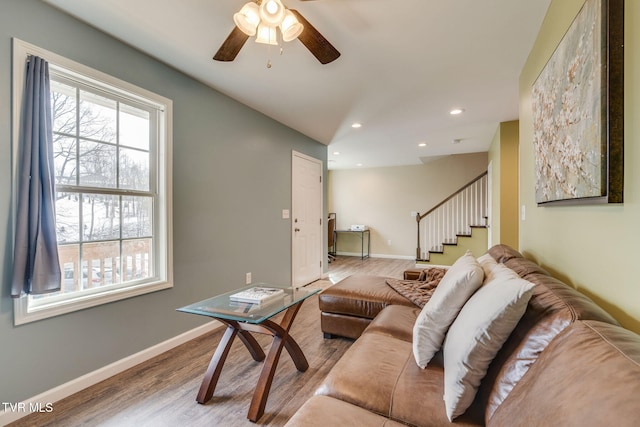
[12, 39, 173, 325]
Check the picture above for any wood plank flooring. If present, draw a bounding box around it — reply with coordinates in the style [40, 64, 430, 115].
[326, 256, 415, 284]
[8, 256, 415, 427]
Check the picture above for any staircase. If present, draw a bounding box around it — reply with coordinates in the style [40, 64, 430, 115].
[416, 172, 488, 265]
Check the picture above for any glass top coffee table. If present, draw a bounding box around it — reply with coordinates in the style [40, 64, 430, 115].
[177, 284, 320, 422]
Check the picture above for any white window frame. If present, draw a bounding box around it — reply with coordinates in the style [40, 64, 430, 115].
[12, 39, 173, 325]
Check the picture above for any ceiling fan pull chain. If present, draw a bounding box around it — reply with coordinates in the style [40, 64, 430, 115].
[266, 34, 283, 68]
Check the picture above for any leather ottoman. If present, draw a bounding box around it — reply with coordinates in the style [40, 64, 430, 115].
[319, 275, 415, 339]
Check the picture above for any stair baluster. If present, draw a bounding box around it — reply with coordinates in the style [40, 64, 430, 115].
[416, 172, 488, 261]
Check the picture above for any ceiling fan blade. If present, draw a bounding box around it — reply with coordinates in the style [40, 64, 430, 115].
[289, 9, 340, 65]
[213, 27, 250, 62]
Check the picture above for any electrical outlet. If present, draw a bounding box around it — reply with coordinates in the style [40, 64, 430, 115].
[387, 239, 392, 246]
[245, 272, 252, 284]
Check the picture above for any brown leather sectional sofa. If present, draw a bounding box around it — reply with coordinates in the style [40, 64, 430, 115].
[285, 244, 640, 426]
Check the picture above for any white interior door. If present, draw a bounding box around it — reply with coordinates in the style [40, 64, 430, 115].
[292, 152, 323, 288]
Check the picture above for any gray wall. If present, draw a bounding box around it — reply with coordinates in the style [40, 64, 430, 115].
[0, 0, 327, 403]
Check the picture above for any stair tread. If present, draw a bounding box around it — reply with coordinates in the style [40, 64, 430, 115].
[419, 225, 488, 263]
[415, 171, 488, 263]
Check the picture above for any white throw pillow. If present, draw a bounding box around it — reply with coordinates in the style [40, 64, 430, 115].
[476, 253, 499, 281]
[442, 264, 535, 421]
[412, 250, 484, 368]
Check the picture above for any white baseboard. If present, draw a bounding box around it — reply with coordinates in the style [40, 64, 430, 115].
[335, 251, 415, 260]
[372, 253, 415, 260]
[0, 321, 222, 426]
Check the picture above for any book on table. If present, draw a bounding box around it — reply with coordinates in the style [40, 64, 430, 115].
[229, 286, 285, 304]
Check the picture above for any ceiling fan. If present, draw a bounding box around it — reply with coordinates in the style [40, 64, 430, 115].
[213, 0, 340, 65]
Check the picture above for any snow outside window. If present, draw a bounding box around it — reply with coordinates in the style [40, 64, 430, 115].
[12, 39, 173, 325]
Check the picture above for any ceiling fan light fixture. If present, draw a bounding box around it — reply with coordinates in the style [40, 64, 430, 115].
[280, 10, 303, 42]
[255, 23, 278, 45]
[233, 2, 261, 36]
[215, 1, 340, 64]
[260, 0, 286, 26]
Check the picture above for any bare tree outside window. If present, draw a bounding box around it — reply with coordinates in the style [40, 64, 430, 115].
[13, 39, 172, 325]
[43, 77, 154, 298]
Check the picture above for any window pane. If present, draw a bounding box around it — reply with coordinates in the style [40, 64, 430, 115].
[122, 238, 152, 282]
[51, 80, 77, 135]
[120, 104, 150, 150]
[82, 194, 120, 241]
[82, 241, 121, 288]
[56, 192, 80, 243]
[79, 140, 117, 188]
[59, 244, 80, 293]
[53, 136, 77, 185]
[16, 45, 171, 325]
[119, 148, 149, 191]
[122, 196, 152, 238]
[79, 90, 116, 143]
[30, 244, 81, 301]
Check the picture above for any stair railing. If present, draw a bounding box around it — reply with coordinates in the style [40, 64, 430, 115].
[415, 172, 488, 261]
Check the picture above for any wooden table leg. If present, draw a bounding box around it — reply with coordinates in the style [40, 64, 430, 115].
[196, 325, 237, 404]
[247, 333, 287, 422]
[283, 334, 309, 372]
[194, 299, 312, 422]
[237, 330, 266, 362]
[246, 300, 308, 422]
[197, 320, 267, 404]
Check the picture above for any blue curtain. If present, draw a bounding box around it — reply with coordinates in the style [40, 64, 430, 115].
[11, 55, 61, 297]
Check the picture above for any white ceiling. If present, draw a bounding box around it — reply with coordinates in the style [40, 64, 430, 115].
[43, 0, 551, 170]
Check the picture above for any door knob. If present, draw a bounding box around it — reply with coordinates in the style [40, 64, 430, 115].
[294, 228, 300, 232]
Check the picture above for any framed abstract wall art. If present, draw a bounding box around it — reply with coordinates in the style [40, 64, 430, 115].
[531, 0, 623, 205]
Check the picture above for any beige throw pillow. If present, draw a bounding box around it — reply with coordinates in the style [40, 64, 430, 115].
[412, 251, 484, 369]
[442, 264, 535, 421]
[476, 253, 499, 281]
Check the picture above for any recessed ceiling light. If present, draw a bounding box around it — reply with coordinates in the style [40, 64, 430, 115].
[351, 123, 362, 129]
[450, 108, 464, 115]
[356, 163, 363, 167]
[333, 151, 341, 155]
[418, 143, 427, 147]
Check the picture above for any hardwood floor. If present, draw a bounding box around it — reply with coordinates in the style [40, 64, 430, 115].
[9, 256, 414, 427]
[326, 255, 415, 284]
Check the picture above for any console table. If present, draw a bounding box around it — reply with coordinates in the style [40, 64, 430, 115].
[334, 229, 371, 259]
[177, 284, 320, 422]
